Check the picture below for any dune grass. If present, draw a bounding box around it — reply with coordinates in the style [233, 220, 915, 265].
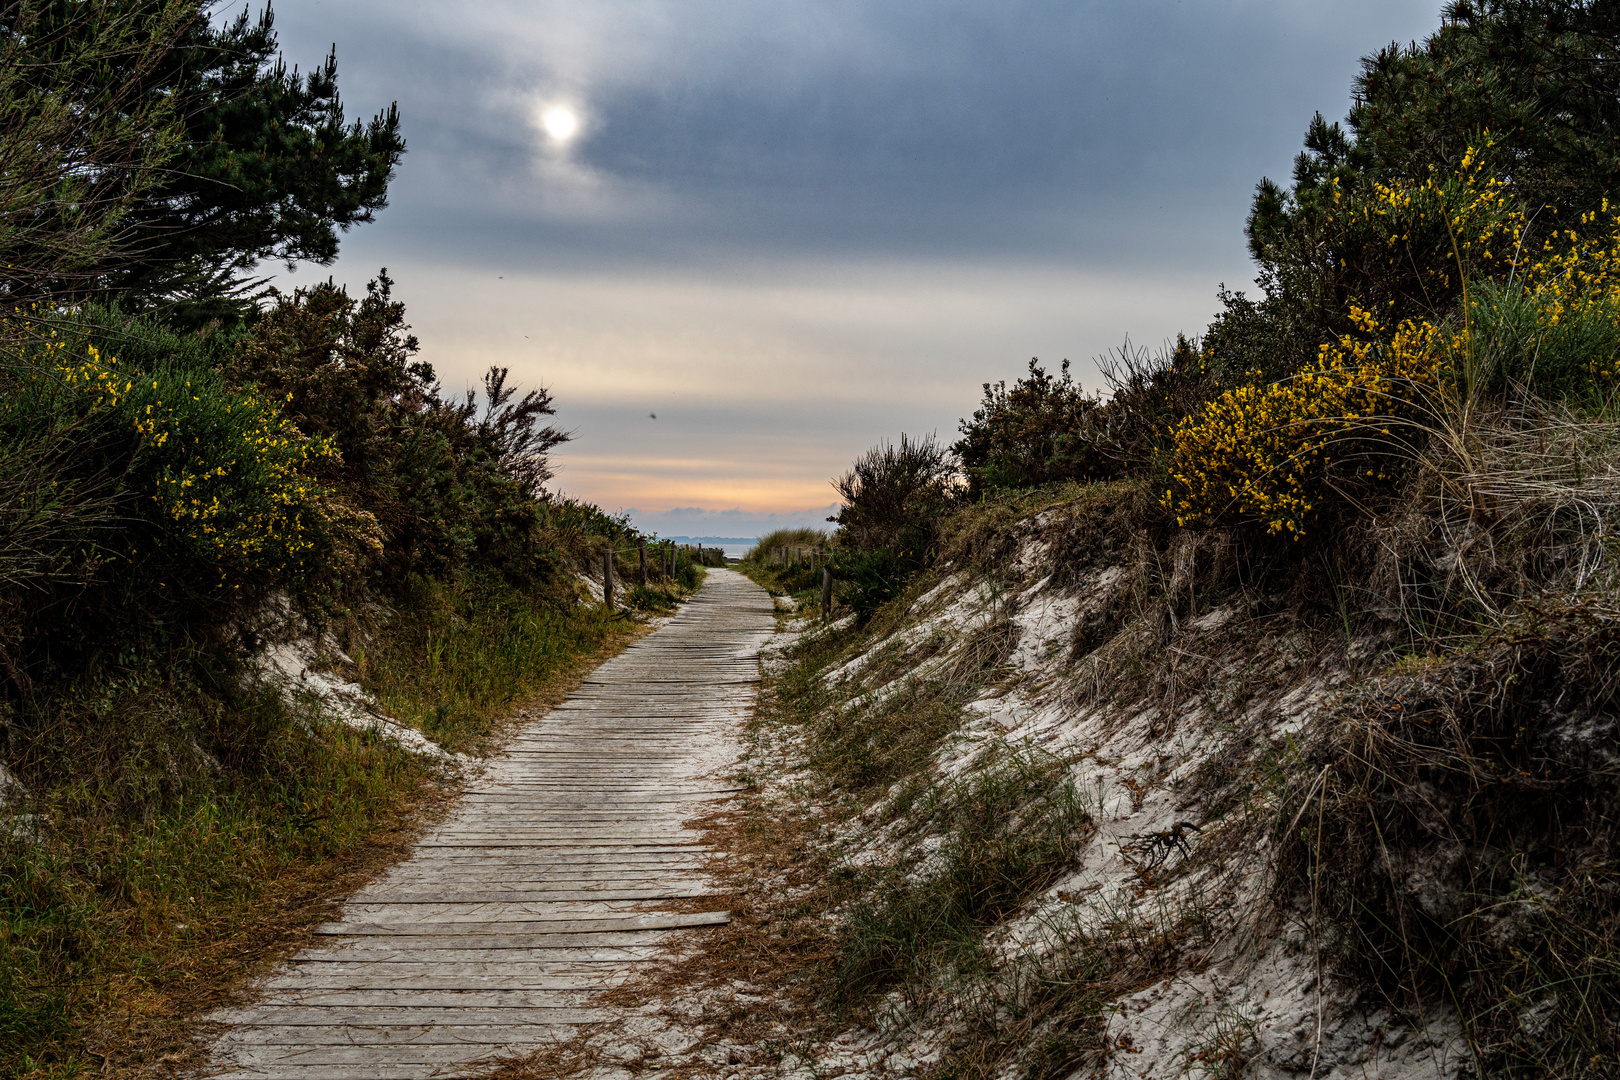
[736, 528, 832, 609]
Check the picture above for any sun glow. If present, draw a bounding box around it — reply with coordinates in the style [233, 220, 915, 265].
[541, 105, 580, 143]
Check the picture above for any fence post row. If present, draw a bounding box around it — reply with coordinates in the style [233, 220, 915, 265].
[821, 566, 832, 620]
[638, 541, 647, 586]
[603, 549, 614, 609]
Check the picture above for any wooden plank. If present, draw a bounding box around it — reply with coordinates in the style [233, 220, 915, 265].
[372, 860, 709, 875]
[217, 1007, 607, 1026]
[209, 1066, 454, 1079]
[217, 1044, 539, 1065]
[217, 1024, 589, 1046]
[295, 930, 683, 950]
[339, 888, 715, 903]
[245, 990, 596, 1008]
[357, 879, 712, 895]
[370, 871, 710, 886]
[291, 946, 661, 963]
[257, 974, 633, 992]
[319, 912, 729, 936]
[277, 961, 639, 977]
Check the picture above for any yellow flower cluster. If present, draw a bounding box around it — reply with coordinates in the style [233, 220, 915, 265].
[1511, 201, 1620, 387]
[1165, 308, 1444, 538]
[1334, 138, 1521, 292]
[34, 339, 339, 581]
[141, 393, 336, 572]
[51, 344, 133, 411]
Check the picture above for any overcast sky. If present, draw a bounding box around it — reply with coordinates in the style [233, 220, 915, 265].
[259, 0, 1444, 537]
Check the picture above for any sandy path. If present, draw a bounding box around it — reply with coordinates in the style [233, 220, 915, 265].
[204, 569, 775, 1079]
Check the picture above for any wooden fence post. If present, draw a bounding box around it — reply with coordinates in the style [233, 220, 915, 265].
[821, 567, 832, 619]
[603, 549, 614, 609]
[638, 540, 647, 586]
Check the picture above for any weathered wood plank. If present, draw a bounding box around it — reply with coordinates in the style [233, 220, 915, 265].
[257, 973, 633, 991]
[319, 912, 729, 936]
[213, 1024, 590, 1046]
[216, 1007, 606, 1026]
[294, 930, 682, 950]
[215, 1049, 541, 1075]
[243, 990, 596, 1008]
[291, 946, 661, 963]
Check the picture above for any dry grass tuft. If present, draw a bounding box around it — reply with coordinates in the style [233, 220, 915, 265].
[1281, 597, 1620, 1077]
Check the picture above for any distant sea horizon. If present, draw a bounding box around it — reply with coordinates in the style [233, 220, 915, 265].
[657, 535, 763, 559]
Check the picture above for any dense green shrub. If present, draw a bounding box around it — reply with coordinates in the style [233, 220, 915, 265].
[823, 548, 901, 619]
[950, 340, 1218, 503]
[229, 272, 571, 593]
[827, 435, 959, 618]
[0, 313, 333, 675]
[831, 434, 959, 553]
[953, 359, 1104, 498]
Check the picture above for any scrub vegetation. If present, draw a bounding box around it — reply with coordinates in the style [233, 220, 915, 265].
[0, 3, 680, 1074]
[728, 3, 1620, 1077]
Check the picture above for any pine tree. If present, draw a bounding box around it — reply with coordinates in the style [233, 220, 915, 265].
[4, 1, 406, 323]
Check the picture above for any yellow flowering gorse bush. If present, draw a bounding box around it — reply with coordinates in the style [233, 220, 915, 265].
[50, 343, 336, 580]
[53, 344, 133, 410]
[1333, 142, 1520, 294]
[1166, 308, 1445, 538]
[1166, 140, 1620, 539]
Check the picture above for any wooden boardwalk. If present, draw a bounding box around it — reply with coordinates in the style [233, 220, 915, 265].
[205, 569, 775, 1079]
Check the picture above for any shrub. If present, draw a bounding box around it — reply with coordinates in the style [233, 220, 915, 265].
[829, 547, 906, 619]
[1250, 123, 1528, 353]
[230, 272, 570, 592]
[953, 344, 1221, 496]
[828, 435, 960, 618]
[1090, 334, 1219, 473]
[1164, 306, 1442, 539]
[831, 433, 960, 554]
[1466, 203, 1620, 402]
[1, 317, 336, 675]
[1166, 148, 1620, 540]
[953, 359, 1104, 498]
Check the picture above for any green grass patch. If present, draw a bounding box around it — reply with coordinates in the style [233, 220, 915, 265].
[358, 575, 632, 753]
[772, 609, 1013, 795]
[736, 528, 831, 607]
[833, 751, 1092, 1009]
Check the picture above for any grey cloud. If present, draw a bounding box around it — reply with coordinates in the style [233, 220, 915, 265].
[272, 0, 1444, 269]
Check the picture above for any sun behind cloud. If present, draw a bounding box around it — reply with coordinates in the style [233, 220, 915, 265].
[540, 105, 580, 143]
